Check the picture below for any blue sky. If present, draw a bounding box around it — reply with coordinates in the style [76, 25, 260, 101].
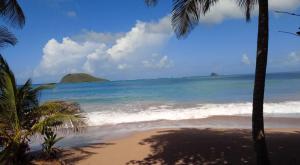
[2, 0, 300, 83]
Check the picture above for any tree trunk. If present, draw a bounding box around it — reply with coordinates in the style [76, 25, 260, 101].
[252, 0, 270, 165]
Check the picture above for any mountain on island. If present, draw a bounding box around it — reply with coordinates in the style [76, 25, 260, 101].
[60, 73, 108, 83]
[210, 72, 219, 77]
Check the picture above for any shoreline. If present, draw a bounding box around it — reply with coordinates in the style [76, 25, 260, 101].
[82, 101, 300, 127]
[33, 127, 300, 165]
[31, 116, 300, 164]
[30, 115, 300, 151]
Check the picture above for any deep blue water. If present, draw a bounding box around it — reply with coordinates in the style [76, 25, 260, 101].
[40, 72, 300, 105]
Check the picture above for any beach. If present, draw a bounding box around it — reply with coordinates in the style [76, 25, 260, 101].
[34, 127, 300, 165]
[32, 116, 300, 165]
[2, 1, 300, 164]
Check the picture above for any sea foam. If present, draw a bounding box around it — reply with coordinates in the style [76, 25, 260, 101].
[82, 101, 300, 126]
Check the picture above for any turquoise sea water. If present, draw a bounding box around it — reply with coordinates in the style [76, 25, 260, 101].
[40, 72, 300, 126]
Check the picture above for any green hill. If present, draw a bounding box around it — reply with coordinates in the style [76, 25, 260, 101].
[60, 73, 108, 83]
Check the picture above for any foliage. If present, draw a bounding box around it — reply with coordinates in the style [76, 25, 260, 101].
[0, 55, 85, 164]
[42, 127, 63, 159]
[146, 0, 257, 38]
[0, 0, 25, 48]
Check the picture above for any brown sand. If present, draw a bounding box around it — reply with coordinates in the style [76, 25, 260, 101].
[47, 128, 300, 165]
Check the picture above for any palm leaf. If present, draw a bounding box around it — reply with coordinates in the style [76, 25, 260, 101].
[172, 0, 219, 38]
[0, 0, 25, 28]
[16, 79, 41, 130]
[31, 113, 85, 134]
[53, 136, 63, 144]
[237, 0, 258, 21]
[0, 26, 17, 47]
[33, 83, 55, 93]
[168, 0, 257, 38]
[33, 101, 85, 134]
[0, 54, 20, 136]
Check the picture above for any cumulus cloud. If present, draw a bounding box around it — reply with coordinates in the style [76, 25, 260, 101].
[198, 0, 300, 23]
[34, 16, 173, 81]
[71, 30, 124, 44]
[142, 54, 173, 69]
[284, 52, 300, 66]
[241, 54, 251, 65]
[107, 16, 172, 60]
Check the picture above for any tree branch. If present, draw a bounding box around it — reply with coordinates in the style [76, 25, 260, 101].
[274, 10, 300, 17]
[278, 30, 299, 37]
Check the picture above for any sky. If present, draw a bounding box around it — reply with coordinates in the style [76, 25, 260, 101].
[1, 0, 300, 84]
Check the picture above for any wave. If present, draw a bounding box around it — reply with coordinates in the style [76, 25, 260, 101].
[82, 101, 300, 126]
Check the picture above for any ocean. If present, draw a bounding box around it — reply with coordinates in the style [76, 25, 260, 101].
[40, 72, 300, 127]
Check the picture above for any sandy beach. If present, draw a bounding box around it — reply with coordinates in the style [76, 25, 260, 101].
[28, 126, 300, 165]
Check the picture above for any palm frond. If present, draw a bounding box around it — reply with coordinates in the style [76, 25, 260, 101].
[34, 101, 86, 133]
[172, 0, 219, 38]
[17, 79, 39, 111]
[0, 54, 20, 134]
[171, 0, 257, 38]
[0, 26, 17, 47]
[0, 0, 25, 28]
[31, 113, 85, 134]
[237, 0, 258, 21]
[16, 79, 41, 130]
[33, 83, 55, 92]
[39, 101, 82, 115]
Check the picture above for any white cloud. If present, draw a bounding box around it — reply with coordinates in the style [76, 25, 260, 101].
[269, 0, 300, 10]
[198, 0, 300, 23]
[67, 11, 77, 17]
[117, 64, 130, 70]
[241, 54, 251, 65]
[34, 38, 108, 77]
[284, 52, 300, 65]
[142, 54, 173, 69]
[107, 16, 172, 60]
[71, 30, 124, 44]
[34, 16, 173, 81]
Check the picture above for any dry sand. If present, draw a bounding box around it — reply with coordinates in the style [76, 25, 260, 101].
[43, 128, 300, 165]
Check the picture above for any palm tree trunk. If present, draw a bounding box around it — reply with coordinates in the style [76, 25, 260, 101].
[252, 0, 270, 165]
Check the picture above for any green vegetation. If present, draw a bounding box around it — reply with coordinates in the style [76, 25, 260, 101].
[0, 55, 85, 164]
[42, 127, 63, 159]
[60, 73, 108, 83]
[0, 0, 25, 48]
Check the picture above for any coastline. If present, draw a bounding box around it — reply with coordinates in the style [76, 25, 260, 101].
[30, 115, 300, 150]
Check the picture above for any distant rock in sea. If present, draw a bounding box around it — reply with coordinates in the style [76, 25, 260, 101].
[60, 73, 108, 83]
[210, 72, 219, 77]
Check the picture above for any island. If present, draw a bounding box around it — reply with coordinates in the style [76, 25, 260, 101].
[60, 73, 109, 83]
[210, 72, 219, 77]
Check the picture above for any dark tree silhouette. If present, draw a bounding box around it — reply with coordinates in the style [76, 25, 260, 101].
[0, 0, 25, 47]
[145, 0, 270, 164]
[275, 10, 300, 36]
[275, 10, 300, 17]
[0, 26, 16, 47]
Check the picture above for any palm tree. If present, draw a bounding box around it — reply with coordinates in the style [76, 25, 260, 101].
[0, 55, 85, 164]
[0, 0, 25, 48]
[145, 0, 270, 164]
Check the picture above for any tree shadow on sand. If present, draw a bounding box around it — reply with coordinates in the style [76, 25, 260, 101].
[58, 142, 114, 164]
[127, 128, 300, 165]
